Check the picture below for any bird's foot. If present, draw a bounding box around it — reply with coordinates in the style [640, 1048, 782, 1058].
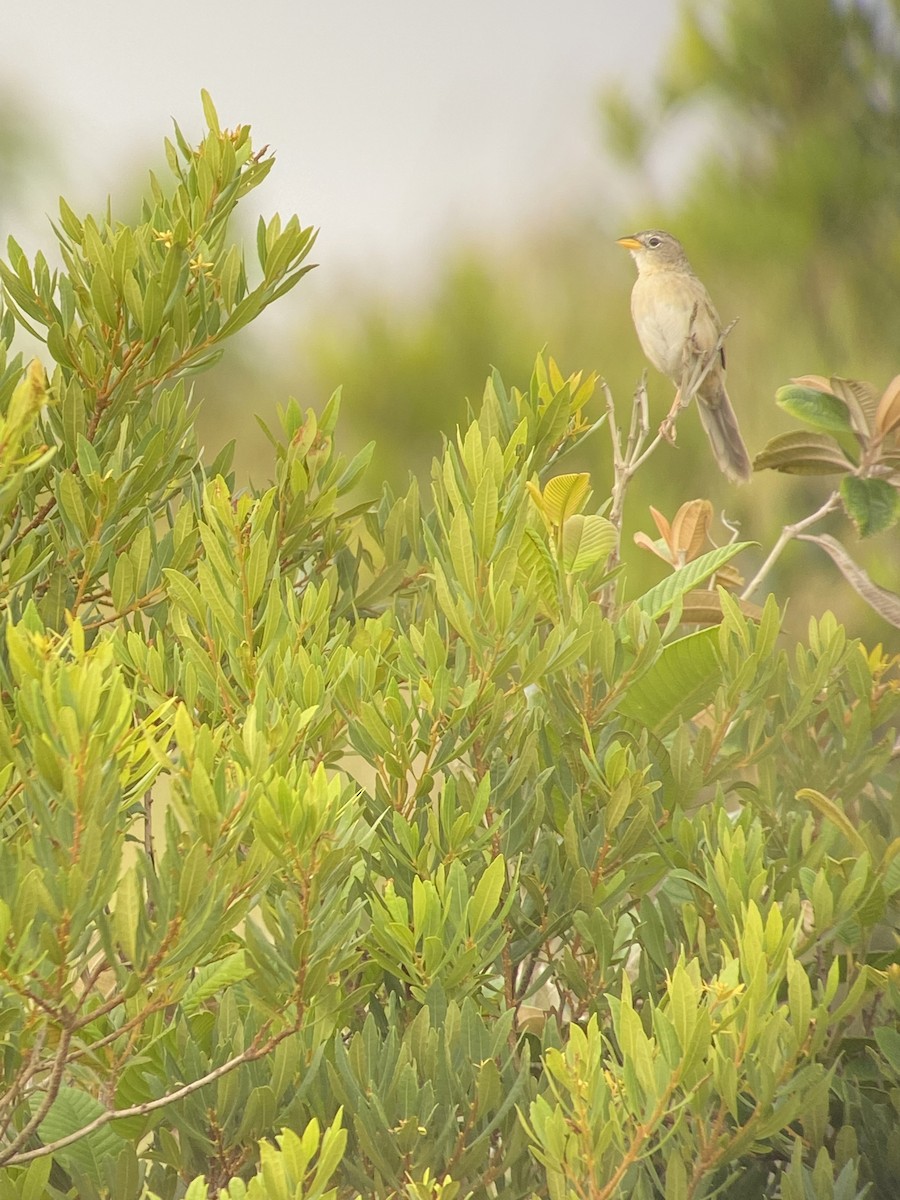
[658, 416, 678, 444]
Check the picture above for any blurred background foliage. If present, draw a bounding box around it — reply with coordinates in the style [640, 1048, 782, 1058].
[1, 0, 898, 641]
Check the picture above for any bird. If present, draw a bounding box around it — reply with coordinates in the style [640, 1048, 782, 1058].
[617, 229, 752, 484]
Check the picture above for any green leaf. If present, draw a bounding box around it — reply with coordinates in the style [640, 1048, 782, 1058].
[90, 265, 119, 327]
[449, 507, 477, 600]
[113, 866, 142, 963]
[561, 514, 616, 573]
[633, 542, 753, 621]
[776, 385, 854, 434]
[874, 1025, 900, 1074]
[162, 568, 205, 623]
[58, 195, 84, 242]
[39, 1087, 124, 1184]
[183, 950, 251, 1013]
[753, 430, 853, 475]
[468, 855, 506, 937]
[519, 527, 558, 612]
[797, 788, 868, 855]
[840, 475, 900, 537]
[141, 277, 164, 340]
[665, 1153, 688, 1200]
[667, 959, 699, 1050]
[472, 471, 499, 558]
[47, 321, 75, 368]
[200, 88, 221, 134]
[57, 470, 88, 536]
[616, 625, 722, 733]
[542, 473, 590, 524]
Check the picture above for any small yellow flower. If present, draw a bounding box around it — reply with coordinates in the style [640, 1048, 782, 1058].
[189, 254, 214, 275]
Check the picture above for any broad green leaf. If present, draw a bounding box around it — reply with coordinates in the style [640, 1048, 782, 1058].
[840, 475, 900, 537]
[754, 430, 852, 475]
[542, 473, 590, 524]
[776, 385, 854, 434]
[39, 1087, 124, 1184]
[616, 625, 722, 733]
[633, 542, 754, 621]
[561, 514, 616, 573]
[183, 950, 251, 1013]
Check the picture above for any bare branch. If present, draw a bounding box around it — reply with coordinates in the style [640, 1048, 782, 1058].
[1, 1022, 290, 1167]
[741, 491, 842, 601]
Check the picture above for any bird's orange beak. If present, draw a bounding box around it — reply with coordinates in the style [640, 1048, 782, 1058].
[616, 236, 642, 250]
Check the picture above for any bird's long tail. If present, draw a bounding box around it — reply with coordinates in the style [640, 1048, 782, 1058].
[696, 383, 752, 484]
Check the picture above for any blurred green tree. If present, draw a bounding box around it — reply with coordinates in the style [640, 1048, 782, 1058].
[602, 0, 900, 360]
[0, 91, 58, 226]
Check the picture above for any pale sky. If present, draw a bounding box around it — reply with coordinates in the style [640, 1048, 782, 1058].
[1, 0, 678, 296]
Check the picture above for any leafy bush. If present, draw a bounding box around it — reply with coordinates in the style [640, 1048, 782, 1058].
[0, 96, 898, 1200]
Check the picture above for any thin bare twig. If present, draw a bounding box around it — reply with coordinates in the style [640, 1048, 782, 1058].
[0, 1025, 73, 1164]
[740, 491, 841, 601]
[0, 1021, 297, 1166]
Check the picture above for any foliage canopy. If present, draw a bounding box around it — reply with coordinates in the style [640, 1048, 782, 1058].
[0, 93, 899, 1200]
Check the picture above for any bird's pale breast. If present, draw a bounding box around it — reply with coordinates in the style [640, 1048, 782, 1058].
[631, 271, 721, 383]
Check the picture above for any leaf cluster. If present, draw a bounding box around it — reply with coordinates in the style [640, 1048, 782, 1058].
[0, 97, 898, 1200]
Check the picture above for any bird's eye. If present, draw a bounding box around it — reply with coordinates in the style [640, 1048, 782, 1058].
[647, 236, 662, 248]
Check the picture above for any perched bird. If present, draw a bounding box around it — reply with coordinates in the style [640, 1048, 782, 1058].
[617, 229, 752, 483]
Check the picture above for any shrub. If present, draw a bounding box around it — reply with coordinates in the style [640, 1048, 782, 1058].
[0, 95, 898, 1200]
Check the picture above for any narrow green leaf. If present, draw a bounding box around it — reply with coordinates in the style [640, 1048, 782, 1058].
[58, 195, 84, 242]
[468, 855, 506, 937]
[183, 951, 250, 1013]
[58, 470, 88, 536]
[111, 549, 135, 614]
[200, 88, 221, 134]
[141, 277, 164, 340]
[90, 266, 119, 327]
[162, 568, 205, 624]
[449, 507, 477, 600]
[797, 788, 868, 855]
[874, 1025, 900, 1074]
[472, 471, 499, 558]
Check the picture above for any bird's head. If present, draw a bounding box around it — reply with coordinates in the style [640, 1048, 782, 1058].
[616, 230, 689, 273]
